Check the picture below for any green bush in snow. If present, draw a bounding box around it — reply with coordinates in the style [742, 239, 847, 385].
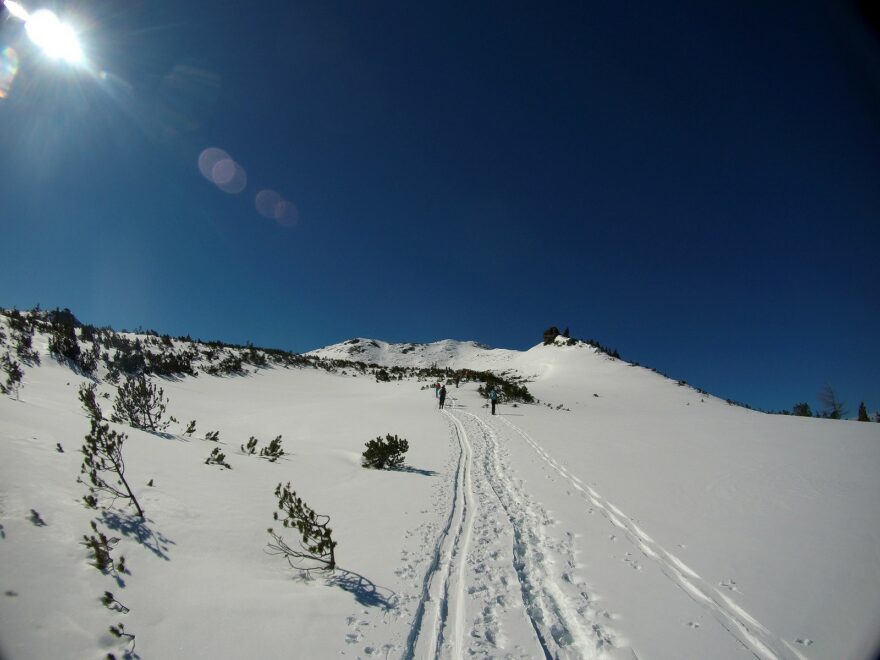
[362, 434, 408, 469]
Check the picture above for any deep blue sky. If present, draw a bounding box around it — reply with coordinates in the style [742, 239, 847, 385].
[1, 0, 878, 416]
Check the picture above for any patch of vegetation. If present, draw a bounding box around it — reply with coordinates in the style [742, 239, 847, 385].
[111, 374, 170, 432]
[267, 482, 336, 571]
[205, 447, 231, 469]
[362, 434, 408, 469]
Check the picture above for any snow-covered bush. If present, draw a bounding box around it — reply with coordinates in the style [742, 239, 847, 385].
[205, 447, 231, 469]
[241, 436, 258, 455]
[260, 435, 284, 462]
[111, 374, 170, 432]
[362, 433, 408, 469]
[267, 482, 336, 571]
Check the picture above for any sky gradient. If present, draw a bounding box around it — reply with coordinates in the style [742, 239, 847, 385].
[1, 0, 879, 416]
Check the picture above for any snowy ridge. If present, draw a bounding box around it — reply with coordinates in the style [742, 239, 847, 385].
[307, 337, 523, 371]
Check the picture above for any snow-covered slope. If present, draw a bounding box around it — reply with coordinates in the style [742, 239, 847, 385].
[307, 337, 520, 371]
[3, 321, 880, 660]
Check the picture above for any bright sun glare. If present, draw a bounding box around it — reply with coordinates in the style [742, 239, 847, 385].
[5, 2, 84, 64]
[25, 9, 83, 63]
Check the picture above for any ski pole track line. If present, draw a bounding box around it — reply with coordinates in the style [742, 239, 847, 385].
[493, 415, 798, 660]
[403, 408, 475, 660]
[455, 410, 619, 660]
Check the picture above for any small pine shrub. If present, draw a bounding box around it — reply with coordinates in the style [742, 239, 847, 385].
[267, 482, 336, 571]
[79, 342, 100, 375]
[79, 383, 103, 421]
[205, 447, 231, 469]
[79, 393, 144, 519]
[184, 420, 197, 436]
[205, 430, 220, 442]
[81, 521, 126, 577]
[100, 591, 130, 614]
[0, 353, 23, 397]
[241, 436, 258, 455]
[111, 374, 170, 432]
[108, 621, 136, 657]
[260, 435, 284, 462]
[792, 402, 812, 417]
[14, 331, 40, 365]
[48, 311, 81, 363]
[362, 434, 408, 469]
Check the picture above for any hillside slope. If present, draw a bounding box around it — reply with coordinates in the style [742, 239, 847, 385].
[2, 317, 879, 659]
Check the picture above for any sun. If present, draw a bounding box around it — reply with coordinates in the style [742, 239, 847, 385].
[25, 9, 84, 64]
[4, 2, 84, 64]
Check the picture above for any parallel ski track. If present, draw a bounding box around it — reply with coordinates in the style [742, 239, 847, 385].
[454, 409, 605, 660]
[403, 406, 475, 660]
[492, 415, 803, 660]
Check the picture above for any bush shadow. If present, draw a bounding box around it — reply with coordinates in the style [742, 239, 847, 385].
[394, 466, 439, 477]
[327, 568, 398, 610]
[100, 510, 175, 561]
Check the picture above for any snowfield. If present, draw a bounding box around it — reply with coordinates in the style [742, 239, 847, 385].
[2, 327, 879, 660]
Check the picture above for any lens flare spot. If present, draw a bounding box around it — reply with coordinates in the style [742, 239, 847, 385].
[215, 161, 247, 194]
[274, 199, 299, 227]
[198, 147, 230, 182]
[256, 189, 299, 226]
[211, 159, 236, 185]
[255, 189, 282, 218]
[0, 47, 20, 100]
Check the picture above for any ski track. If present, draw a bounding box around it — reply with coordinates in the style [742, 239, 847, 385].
[403, 403, 475, 660]
[463, 412, 614, 659]
[492, 415, 800, 660]
[403, 399, 622, 660]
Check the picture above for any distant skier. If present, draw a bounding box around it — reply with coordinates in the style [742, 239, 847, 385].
[439, 385, 447, 410]
[489, 387, 498, 415]
[434, 383, 440, 398]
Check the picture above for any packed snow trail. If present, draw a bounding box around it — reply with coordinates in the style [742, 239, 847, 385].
[402, 398, 625, 660]
[490, 414, 802, 660]
[457, 409, 611, 659]
[403, 403, 475, 659]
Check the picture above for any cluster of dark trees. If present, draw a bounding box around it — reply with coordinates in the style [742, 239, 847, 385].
[789, 385, 878, 422]
[542, 325, 621, 359]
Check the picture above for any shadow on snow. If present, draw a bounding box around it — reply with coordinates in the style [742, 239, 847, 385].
[100, 510, 175, 561]
[326, 568, 398, 610]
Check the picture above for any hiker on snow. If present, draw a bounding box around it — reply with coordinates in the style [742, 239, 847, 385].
[489, 387, 498, 415]
[439, 385, 447, 410]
